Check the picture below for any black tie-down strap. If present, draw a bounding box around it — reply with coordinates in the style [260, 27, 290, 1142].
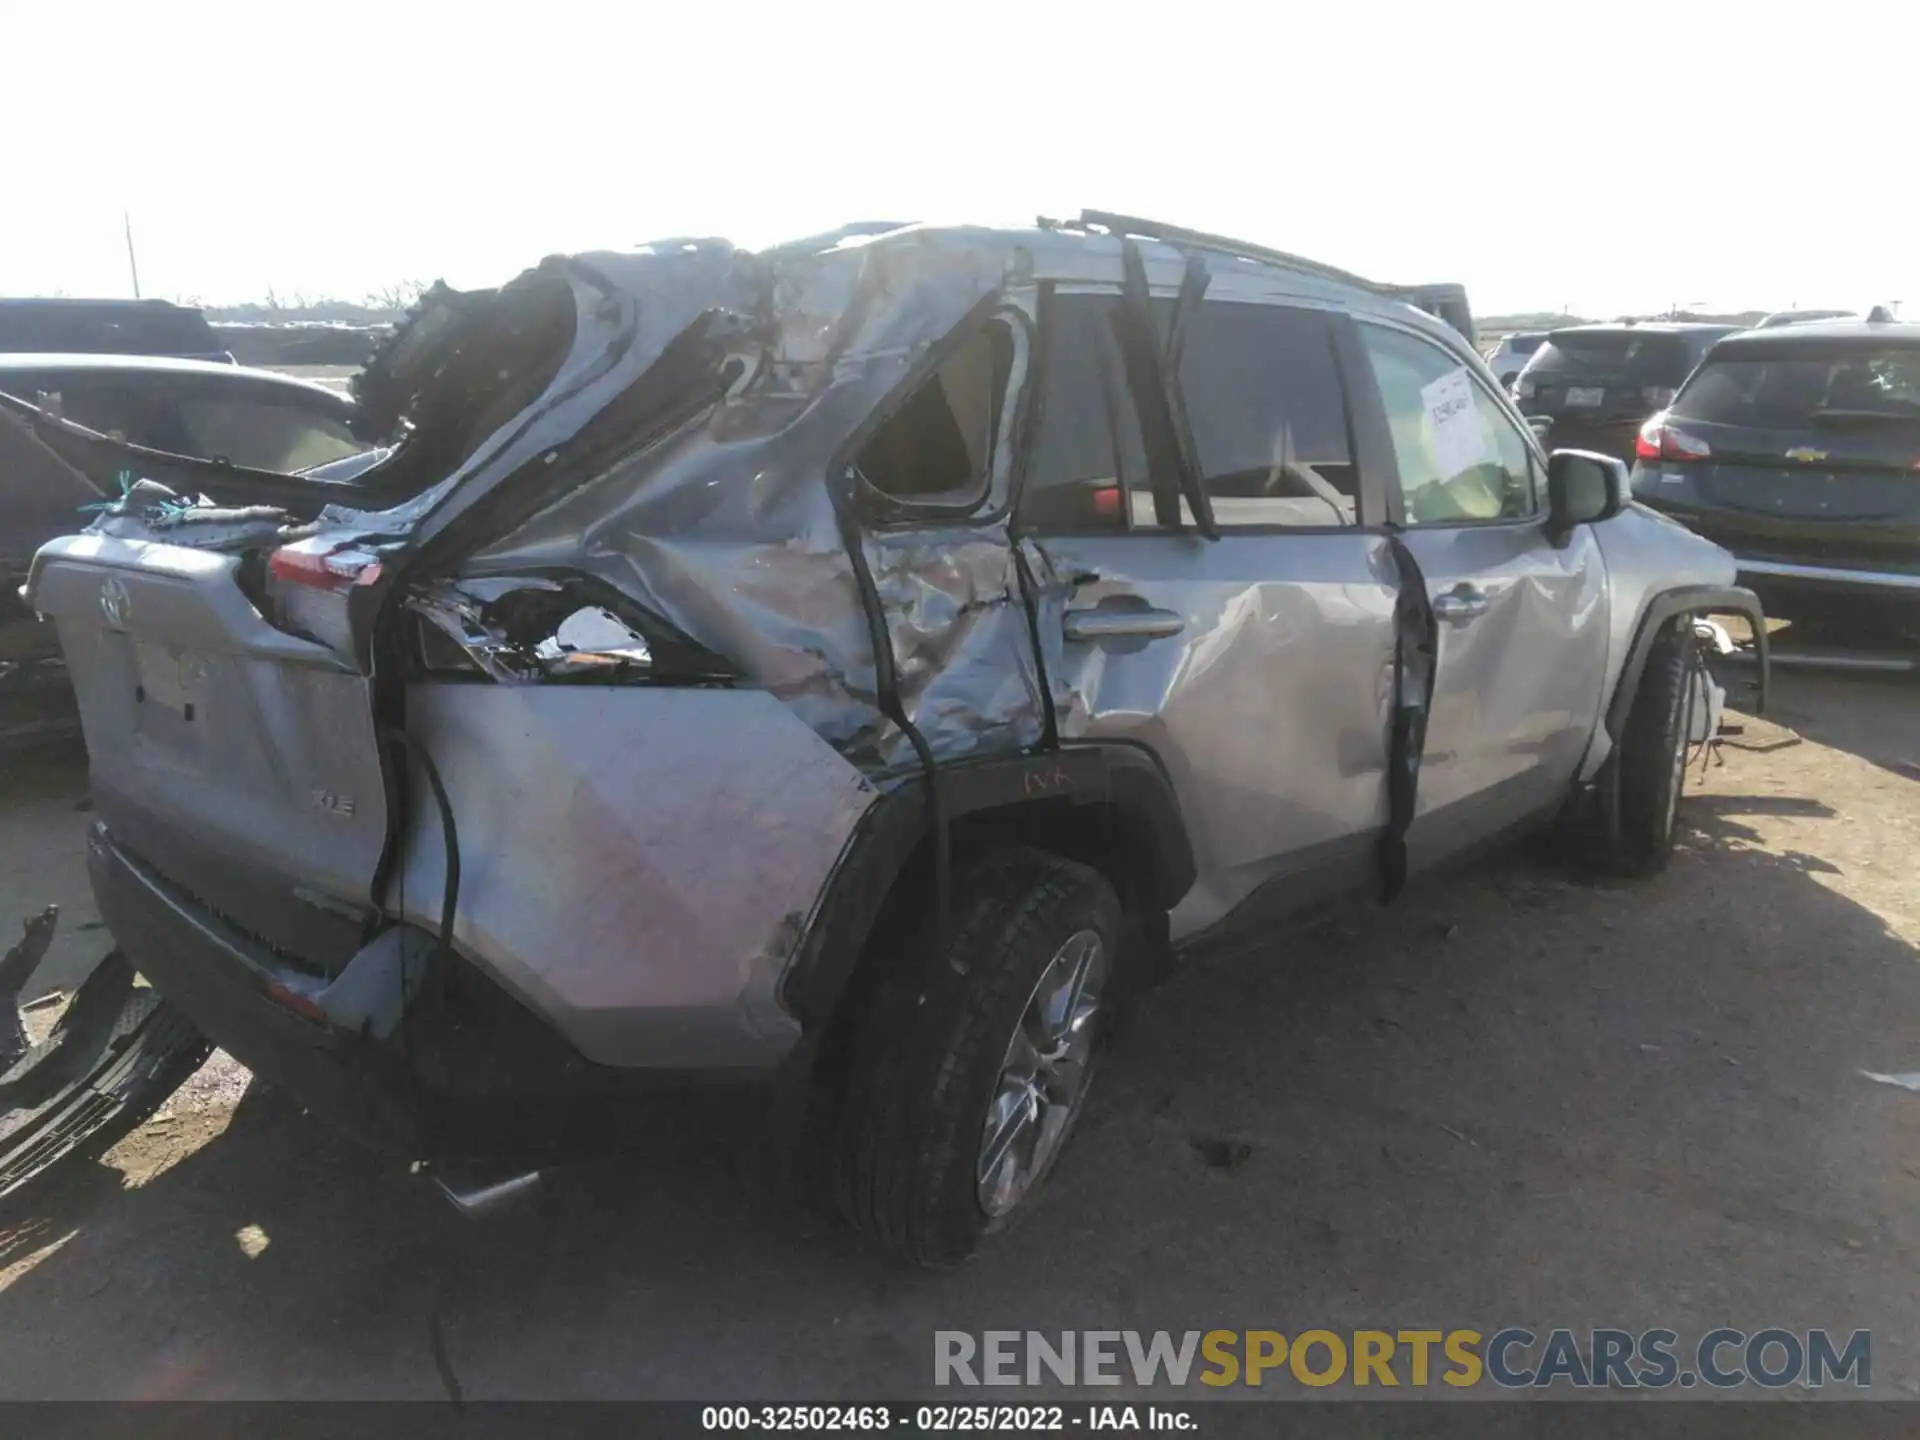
[1380, 532, 1438, 902]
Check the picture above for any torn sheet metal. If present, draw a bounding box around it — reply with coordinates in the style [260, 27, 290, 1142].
[48, 229, 1099, 775]
[455, 234, 1043, 771]
[1859, 1070, 1920, 1093]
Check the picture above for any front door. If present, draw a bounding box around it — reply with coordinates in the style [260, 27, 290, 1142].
[1353, 320, 1609, 867]
[1016, 286, 1401, 941]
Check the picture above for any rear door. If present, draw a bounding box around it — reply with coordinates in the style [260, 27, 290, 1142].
[1018, 286, 1401, 941]
[1354, 319, 1608, 866]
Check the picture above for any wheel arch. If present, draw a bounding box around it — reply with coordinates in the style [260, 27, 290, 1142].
[777, 741, 1196, 1036]
[1603, 584, 1768, 746]
[1589, 583, 1769, 846]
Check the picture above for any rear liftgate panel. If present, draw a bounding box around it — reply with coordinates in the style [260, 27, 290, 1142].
[29, 536, 390, 966]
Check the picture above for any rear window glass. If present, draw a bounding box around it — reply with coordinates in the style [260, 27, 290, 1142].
[173, 395, 364, 471]
[1525, 333, 1701, 386]
[1672, 347, 1920, 428]
[1509, 335, 1544, 355]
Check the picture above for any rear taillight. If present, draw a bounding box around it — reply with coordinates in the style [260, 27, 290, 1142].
[1635, 412, 1711, 463]
[269, 540, 384, 591]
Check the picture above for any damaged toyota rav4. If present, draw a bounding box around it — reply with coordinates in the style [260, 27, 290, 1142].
[24, 213, 1766, 1265]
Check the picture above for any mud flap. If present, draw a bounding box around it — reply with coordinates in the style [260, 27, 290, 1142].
[1380, 533, 1438, 902]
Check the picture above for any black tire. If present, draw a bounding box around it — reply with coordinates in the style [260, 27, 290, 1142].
[832, 847, 1122, 1268]
[1609, 618, 1700, 875]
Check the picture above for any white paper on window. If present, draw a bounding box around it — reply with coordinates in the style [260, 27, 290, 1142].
[1420, 368, 1492, 479]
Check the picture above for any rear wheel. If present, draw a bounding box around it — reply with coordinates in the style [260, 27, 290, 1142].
[833, 847, 1122, 1267]
[1606, 619, 1700, 875]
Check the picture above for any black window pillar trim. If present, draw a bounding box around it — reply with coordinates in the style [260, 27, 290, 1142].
[1328, 312, 1400, 529]
[1109, 239, 1217, 540]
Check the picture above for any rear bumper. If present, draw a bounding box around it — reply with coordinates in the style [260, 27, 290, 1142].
[1524, 414, 1642, 466]
[1737, 556, 1920, 597]
[88, 825, 775, 1161]
[1733, 558, 1920, 636]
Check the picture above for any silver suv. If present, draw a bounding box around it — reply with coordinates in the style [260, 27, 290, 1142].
[24, 213, 1765, 1265]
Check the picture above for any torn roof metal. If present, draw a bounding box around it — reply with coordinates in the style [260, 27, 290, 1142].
[67, 217, 1471, 778]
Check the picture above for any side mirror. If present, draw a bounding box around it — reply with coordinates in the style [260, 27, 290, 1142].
[1544, 449, 1627, 546]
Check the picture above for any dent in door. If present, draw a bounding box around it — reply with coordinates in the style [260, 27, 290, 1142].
[1024, 532, 1399, 938]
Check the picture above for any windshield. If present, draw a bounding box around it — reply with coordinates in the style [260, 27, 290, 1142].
[1671, 346, 1920, 427]
[1523, 332, 1703, 387]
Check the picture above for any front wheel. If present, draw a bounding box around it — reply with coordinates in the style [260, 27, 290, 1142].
[1605, 618, 1701, 875]
[833, 847, 1123, 1267]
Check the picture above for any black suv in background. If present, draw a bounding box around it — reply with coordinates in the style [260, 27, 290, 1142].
[0, 298, 233, 363]
[1515, 323, 1738, 465]
[1629, 319, 1920, 652]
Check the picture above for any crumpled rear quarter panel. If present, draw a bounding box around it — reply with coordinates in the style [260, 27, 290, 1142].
[393, 685, 879, 1068]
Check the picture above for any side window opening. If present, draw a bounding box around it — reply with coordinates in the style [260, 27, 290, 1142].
[1020, 293, 1359, 533]
[855, 319, 1016, 511]
[1171, 300, 1356, 529]
[1360, 323, 1537, 525]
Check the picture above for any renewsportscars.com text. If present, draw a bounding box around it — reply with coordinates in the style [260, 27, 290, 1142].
[934, 1328, 1871, 1390]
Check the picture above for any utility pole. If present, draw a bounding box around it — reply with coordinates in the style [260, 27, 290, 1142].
[124, 211, 142, 299]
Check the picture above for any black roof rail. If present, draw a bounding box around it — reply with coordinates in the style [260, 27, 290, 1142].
[1066, 210, 1386, 294]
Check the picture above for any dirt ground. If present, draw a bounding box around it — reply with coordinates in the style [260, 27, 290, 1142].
[0, 666, 1914, 1401]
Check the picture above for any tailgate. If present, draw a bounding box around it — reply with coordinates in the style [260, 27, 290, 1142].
[26, 535, 389, 971]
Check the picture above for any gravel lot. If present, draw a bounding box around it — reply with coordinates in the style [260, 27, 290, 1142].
[0, 667, 1914, 1401]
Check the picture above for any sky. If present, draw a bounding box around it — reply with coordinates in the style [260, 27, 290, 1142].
[2, 0, 1914, 318]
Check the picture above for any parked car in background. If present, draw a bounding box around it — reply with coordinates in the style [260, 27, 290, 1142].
[0, 354, 390, 749]
[1515, 323, 1739, 465]
[1630, 319, 1920, 658]
[0, 354, 369, 472]
[1483, 330, 1547, 387]
[1756, 309, 1858, 329]
[0, 298, 233, 364]
[23, 214, 1764, 1264]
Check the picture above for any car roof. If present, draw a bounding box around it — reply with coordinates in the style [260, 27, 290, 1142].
[0, 351, 351, 403]
[1547, 322, 1738, 340]
[760, 219, 1475, 349]
[1709, 319, 1920, 352]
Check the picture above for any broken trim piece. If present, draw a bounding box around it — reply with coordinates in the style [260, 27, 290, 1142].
[1110, 240, 1217, 540]
[1379, 532, 1439, 902]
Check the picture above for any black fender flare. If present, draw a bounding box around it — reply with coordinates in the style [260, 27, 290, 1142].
[1606, 584, 1768, 742]
[776, 741, 1196, 1034]
[1595, 583, 1769, 843]
[762, 742, 1195, 1168]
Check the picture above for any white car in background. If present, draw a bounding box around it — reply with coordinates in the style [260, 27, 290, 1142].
[1483, 331, 1547, 388]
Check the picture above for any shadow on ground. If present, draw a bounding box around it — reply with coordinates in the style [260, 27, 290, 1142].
[0, 720, 1916, 1400]
[1741, 668, 1920, 782]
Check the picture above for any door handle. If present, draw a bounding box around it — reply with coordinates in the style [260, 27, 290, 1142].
[1062, 606, 1186, 643]
[1431, 583, 1489, 625]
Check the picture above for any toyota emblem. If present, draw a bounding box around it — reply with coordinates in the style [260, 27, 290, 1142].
[99, 576, 131, 630]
